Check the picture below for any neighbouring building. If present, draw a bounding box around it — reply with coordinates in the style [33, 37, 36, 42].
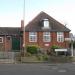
[0, 11, 71, 52]
[0, 27, 21, 51]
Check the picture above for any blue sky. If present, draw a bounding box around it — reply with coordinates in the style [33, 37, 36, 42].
[0, 0, 23, 27]
[0, 0, 75, 34]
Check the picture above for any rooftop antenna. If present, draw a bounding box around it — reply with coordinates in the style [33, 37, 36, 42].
[63, 21, 67, 27]
[64, 23, 67, 27]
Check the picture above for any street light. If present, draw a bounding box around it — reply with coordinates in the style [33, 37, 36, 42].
[65, 35, 74, 57]
[23, 0, 26, 54]
[71, 39, 73, 56]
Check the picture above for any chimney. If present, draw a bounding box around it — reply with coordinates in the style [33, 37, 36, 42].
[21, 20, 24, 31]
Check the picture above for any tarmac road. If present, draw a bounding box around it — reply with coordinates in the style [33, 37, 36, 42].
[0, 63, 75, 75]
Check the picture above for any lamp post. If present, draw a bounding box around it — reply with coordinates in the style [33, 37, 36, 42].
[65, 34, 74, 57]
[71, 37, 74, 57]
[23, 0, 26, 54]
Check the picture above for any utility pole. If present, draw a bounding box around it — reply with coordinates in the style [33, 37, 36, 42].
[71, 38, 74, 57]
[70, 33, 74, 57]
[23, 0, 26, 54]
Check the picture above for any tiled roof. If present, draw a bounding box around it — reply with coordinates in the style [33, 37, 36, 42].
[0, 27, 20, 35]
[25, 11, 70, 32]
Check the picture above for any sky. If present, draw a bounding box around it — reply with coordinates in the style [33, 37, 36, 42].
[0, 0, 75, 35]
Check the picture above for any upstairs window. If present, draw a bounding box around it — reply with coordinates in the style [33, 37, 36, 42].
[57, 32, 64, 42]
[43, 19, 49, 28]
[29, 32, 37, 42]
[43, 32, 51, 42]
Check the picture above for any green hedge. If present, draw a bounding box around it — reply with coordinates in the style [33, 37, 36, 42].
[26, 45, 38, 54]
[51, 45, 60, 50]
[50, 45, 61, 56]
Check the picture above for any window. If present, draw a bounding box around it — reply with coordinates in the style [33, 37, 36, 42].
[57, 32, 64, 42]
[43, 32, 51, 42]
[29, 32, 37, 42]
[0, 37, 3, 43]
[43, 19, 49, 28]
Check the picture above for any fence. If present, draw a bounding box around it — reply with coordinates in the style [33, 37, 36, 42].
[0, 52, 21, 63]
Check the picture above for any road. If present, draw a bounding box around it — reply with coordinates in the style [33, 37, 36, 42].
[0, 63, 75, 75]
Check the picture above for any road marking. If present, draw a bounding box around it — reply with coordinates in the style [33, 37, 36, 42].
[52, 67, 58, 70]
[58, 69, 67, 72]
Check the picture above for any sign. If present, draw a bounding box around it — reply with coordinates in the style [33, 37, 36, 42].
[55, 49, 67, 52]
[65, 38, 75, 41]
[44, 44, 49, 46]
[65, 38, 71, 41]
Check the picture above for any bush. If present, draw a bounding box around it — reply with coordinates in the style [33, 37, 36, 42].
[36, 55, 42, 60]
[26, 45, 38, 54]
[50, 45, 60, 56]
[43, 54, 49, 61]
[25, 52, 32, 57]
[36, 54, 49, 61]
[51, 45, 60, 50]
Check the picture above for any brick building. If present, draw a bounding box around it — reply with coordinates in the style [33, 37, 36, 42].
[0, 11, 70, 52]
[0, 27, 21, 51]
[25, 11, 70, 51]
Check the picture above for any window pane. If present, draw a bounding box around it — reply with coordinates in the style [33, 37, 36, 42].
[57, 32, 64, 42]
[43, 19, 49, 28]
[43, 32, 50, 35]
[29, 32, 37, 42]
[43, 32, 51, 42]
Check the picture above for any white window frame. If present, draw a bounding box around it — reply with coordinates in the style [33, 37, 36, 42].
[0, 37, 3, 43]
[29, 32, 37, 42]
[43, 32, 51, 42]
[57, 32, 64, 42]
[43, 19, 49, 28]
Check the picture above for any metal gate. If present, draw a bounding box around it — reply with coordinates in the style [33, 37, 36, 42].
[0, 52, 21, 63]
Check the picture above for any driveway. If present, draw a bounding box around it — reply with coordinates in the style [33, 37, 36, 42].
[0, 63, 75, 75]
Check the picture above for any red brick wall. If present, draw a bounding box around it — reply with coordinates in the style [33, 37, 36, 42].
[4, 36, 12, 51]
[0, 32, 69, 51]
[25, 32, 70, 50]
[0, 36, 12, 51]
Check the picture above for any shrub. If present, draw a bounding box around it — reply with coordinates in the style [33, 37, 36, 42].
[36, 54, 49, 61]
[43, 54, 49, 61]
[36, 55, 42, 60]
[26, 45, 38, 54]
[50, 45, 60, 56]
[25, 52, 32, 57]
[51, 45, 60, 50]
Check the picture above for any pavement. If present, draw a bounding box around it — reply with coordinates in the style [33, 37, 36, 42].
[0, 63, 75, 75]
